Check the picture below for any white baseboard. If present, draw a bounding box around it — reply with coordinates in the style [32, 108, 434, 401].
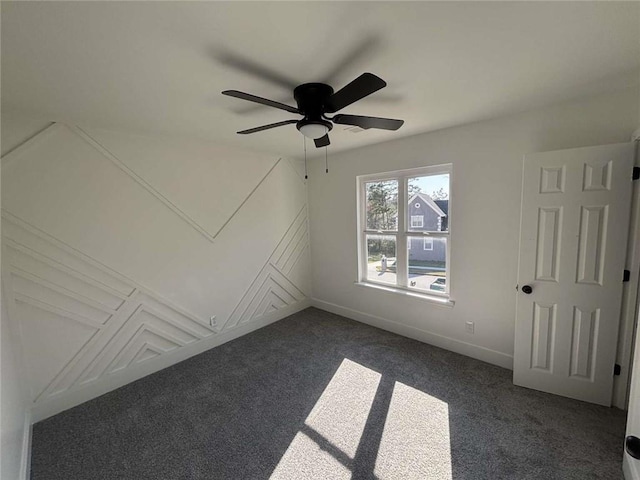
[311, 298, 513, 370]
[31, 299, 310, 423]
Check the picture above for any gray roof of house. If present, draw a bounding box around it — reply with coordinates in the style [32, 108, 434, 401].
[434, 200, 449, 216]
[408, 193, 447, 217]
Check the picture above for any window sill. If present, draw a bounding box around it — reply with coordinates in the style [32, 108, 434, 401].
[354, 281, 455, 307]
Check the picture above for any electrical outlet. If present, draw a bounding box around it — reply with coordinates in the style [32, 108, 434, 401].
[465, 321, 474, 334]
[210, 315, 217, 328]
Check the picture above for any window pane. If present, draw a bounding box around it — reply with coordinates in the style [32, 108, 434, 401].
[365, 180, 398, 231]
[407, 174, 449, 232]
[407, 236, 447, 293]
[366, 235, 397, 285]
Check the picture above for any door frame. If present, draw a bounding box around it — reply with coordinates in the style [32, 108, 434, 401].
[614, 133, 640, 410]
[623, 273, 640, 480]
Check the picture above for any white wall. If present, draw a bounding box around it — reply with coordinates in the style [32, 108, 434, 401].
[0, 117, 311, 434]
[308, 86, 639, 369]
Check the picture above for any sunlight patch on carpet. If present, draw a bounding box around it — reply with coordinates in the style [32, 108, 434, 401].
[374, 381, 452, 480]
[270, 358, 381, 479]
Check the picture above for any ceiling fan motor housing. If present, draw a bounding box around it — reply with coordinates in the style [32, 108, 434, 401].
[294, 83, 334, 120]
[293, 83, 334, 139]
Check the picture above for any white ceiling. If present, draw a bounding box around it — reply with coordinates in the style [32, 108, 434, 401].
[2, 1, 639, 158]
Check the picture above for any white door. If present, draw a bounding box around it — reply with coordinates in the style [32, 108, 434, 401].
[514, 143, 634, 406]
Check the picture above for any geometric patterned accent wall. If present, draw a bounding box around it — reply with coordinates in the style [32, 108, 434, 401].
[1, 123, 310, 417]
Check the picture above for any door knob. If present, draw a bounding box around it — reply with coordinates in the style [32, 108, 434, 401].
[521, 285, 533, 294]
[626, 436, 640, 459]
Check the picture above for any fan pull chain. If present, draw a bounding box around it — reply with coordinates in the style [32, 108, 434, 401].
[304, 136, 308, 180]
[325, 146, 328, 174]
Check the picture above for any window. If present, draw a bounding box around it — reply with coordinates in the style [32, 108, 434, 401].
[358, 165, 451, 298]
[410, 216, 423, 228]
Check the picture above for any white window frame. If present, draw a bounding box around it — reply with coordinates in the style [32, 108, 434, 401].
[410, 215, 424, 228]
[423, 237, 433, 251]
[357, 164, 452, 301]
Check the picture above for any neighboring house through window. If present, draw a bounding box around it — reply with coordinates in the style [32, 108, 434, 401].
[358, 164, 451, 298]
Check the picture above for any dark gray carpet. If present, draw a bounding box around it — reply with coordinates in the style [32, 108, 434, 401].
[31, 307, 626, 479]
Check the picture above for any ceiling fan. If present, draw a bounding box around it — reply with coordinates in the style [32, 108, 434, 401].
[222, 73, 404, 148]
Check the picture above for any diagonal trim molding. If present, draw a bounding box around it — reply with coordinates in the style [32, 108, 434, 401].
[2, 210, 207, 327]
[0, 122, 56, 167]
[210, 157, 283, 239]
[71, 125, 281, 243]
[10, 265, 118, 319]
[3, 122, 284, 244]
[224, 205, 309, 331]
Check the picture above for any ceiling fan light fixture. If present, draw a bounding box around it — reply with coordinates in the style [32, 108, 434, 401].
[297, 119, 332, 139]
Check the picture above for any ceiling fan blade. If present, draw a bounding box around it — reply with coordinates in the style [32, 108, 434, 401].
[325, 73, 387, 113]
[222, 90, 299, 114]
[237, 119, 298, 135]
[314, 134, 330, 148]
[234, 95, 293, 115]
[214, 51, 299, 90]
[333, 114, 404, 131]
[322, 35, 381, 85]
